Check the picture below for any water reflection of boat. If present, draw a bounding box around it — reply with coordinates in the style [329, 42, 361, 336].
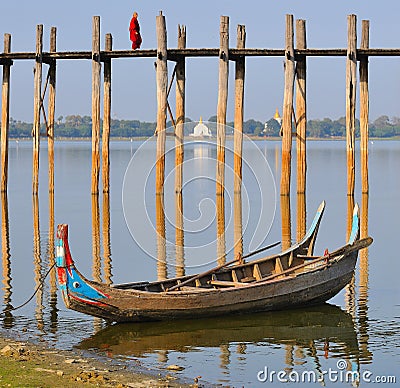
[55, 201, 372, 322]
[77, 304, 359, 360]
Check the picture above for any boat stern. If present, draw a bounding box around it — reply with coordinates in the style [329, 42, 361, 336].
[56, 224, 72, 308]
[56, 224, 111, 315]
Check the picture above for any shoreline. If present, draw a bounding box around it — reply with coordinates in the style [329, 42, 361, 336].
[7, 136, 400, 142]
[0, 334, 194, 387]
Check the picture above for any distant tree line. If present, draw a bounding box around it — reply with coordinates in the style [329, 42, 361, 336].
[4, 114, 400, 138]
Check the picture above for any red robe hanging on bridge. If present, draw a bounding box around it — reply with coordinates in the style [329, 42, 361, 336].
[129, 16, 142, 50]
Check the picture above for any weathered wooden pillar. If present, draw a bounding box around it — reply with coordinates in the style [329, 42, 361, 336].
[175, 25, 186, 195]
[175, 25, 186, 277]
[296, 19, 307, 195]
[47, 25, 56, 291]
[360, 20, 369, 194]
[155, 11, 168, 195]
[296, 192, 306, 242]
[234, 24, 246, 193]
[347, 193, 355, 243]
[48, 27, 56, 194]
[233, 191, 243, 261]
[1, 34, 11, 193]
[91, 16, 101, 195]
[346, 14, 357, 197]
[216, 191, 226, 265]
[102, 33, 112, 194]
[280, 14, 295, 196]
[32, 25, 43, 195]
[280, 194, 291, 253]
[216, 15, 229, 196]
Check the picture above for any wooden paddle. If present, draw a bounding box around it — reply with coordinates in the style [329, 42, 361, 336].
[167, 240, 281, 292]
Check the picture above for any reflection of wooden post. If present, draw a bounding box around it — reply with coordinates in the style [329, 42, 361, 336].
[234, 24, 245, 193]
[219, 344, 230, 371]
[345, 273, 356, 318]
[32, 25, 43, 195]
[156, 12, 168, 195]
[284, 344, 294, 367]
[280, 14, 295, 196]
[156, 193, 167, 280]
[360, 20, 369, 194]
[48, 190, 57, 327]
[48, 28, 56, 194]
[175, 25, 186, 195]
[1, 34, 11, 193]
[234, 191, 243, 260]
[296, 19, 307, 195]
[102, 33, 112, 194]
[175, 192, 185, 277]
[91, 194, 101, 282]
[216, 16, 229, 196]
[216, 193, 226, 265]
[358, 192, 371, 361]
[1, 192, 12, 324]
[102, 193, 112, 285]
[33, 194, 44, 329]
[345, 192, 356, 317]
[91, 16, 101, 195]
[346, 14, 357, 197]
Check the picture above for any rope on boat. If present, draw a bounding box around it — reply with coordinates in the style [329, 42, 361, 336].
[0, 263, 56, 316]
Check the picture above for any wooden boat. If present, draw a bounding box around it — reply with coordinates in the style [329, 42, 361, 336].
[55, 201, 372, 322]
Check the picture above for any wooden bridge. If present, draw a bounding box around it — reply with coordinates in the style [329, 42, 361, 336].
[0, 11, 397, 201]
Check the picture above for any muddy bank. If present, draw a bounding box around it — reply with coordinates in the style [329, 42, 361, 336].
[0, 336, 196, 387]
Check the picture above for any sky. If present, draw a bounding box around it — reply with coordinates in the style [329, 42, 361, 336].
[0, 0, 400, 123]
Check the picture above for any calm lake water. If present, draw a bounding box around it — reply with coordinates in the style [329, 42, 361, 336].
[0, 138, 399, 387]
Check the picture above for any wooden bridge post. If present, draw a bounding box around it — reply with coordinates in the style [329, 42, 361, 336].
[175, 25, 186, 194]
[155, 11, 168, 195]
[280, 194, 292, 255]
[32, 25, 43, 195]
[175, 25, 186, 277]
[296, 19, 307, 195]
[102, 33, 112, 194]
[295, 19, 307, 241]
[346, 14, 357, 197]
[1, 34, 11, 193]
[216, 15, 229, 196]
[48, 27, 56, 194]
[233, 191, 243, 261]
[234, 24, 246, 193]
[91, 16, 101, 195]
[280, 14, 295, 196]
[360, 20, 370, 194]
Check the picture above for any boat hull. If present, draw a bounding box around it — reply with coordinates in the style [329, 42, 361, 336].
[63, 253, 357, 322]
[56, 201, 371, 323]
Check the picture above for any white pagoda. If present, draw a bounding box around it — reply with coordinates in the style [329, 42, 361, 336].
[190, 117, 212, 137]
